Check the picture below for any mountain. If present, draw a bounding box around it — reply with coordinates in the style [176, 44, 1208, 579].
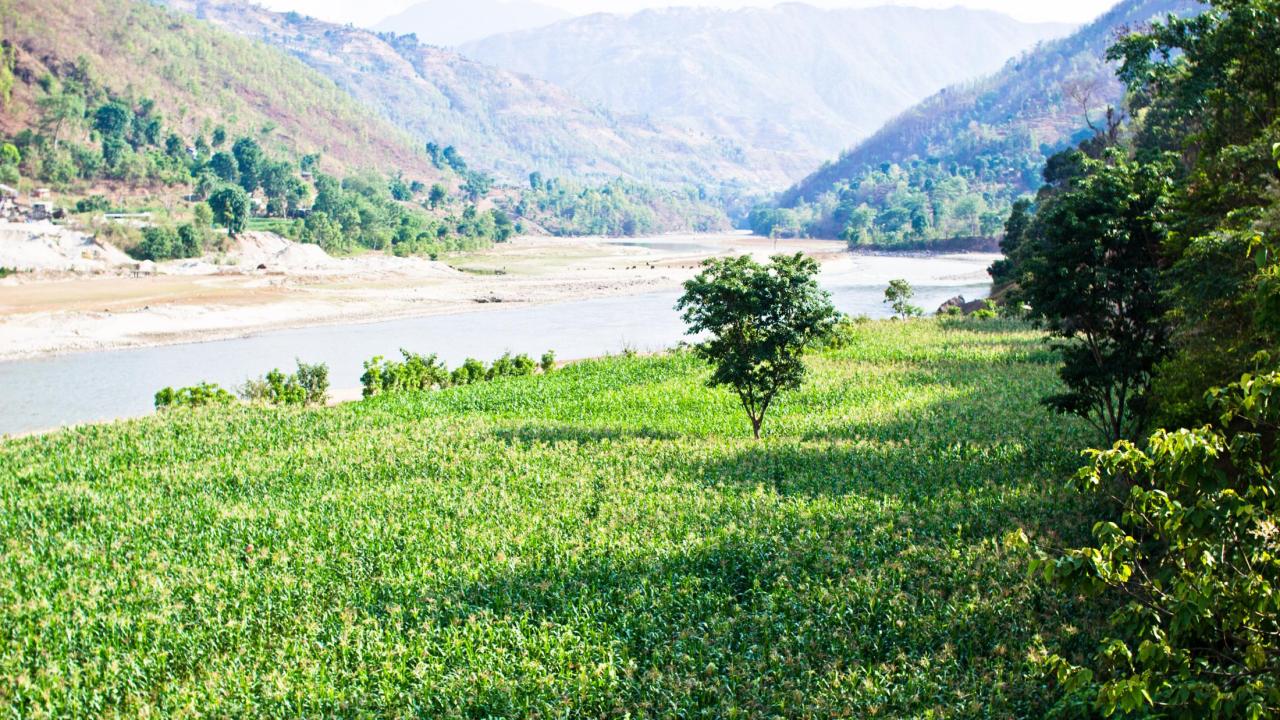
[373, 0, 570, 47]
[459, 5, 1074, 170]
[764, 0, 1201, 245]
[0, 0, 438, 179]
[163, 0, 775, 189]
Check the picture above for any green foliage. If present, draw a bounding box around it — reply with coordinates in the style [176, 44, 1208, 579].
[303, 173, 507, 256]
[128, 224, 203, 261]
[362, 350, 550, 398]
[994, 5, 1280, 714]
[427, 182, 447, 209]
[361, 350, 451, 398]
[73, 195, 111, 214]
[0, 321, 1099, 716]
[756, 161, 1012, 247]
[35, 88, 84, 149]
[0, 40, 13, 108]
[1025, 370, 1280, 718]
[540, 350, 557, 373]
[207, 185, 249, 236]
[153, 382, 236, 410]
[883, 278, 922, 319]
[461, 171, 492, 201]
[511, 175, 730, 237]
[239, 361, 329, 407]
[191, 201, 213, 230]
[809, 314, 866, 351]
[486, 352, 536, 380]
[1016, 150, 1172, 444]
[231, 136, 264, 193]
[450, 357, 487, 386]
[93, 100, 132, 137]
[677, 253, 837, 438]
[1107, 0, 1280, 427]
[768, 0, 1200, 246]
[970, 300, 1000, 321]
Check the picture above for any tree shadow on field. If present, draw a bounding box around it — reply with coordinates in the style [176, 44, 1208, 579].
[690, 439, 1078, 535]
[490, 423, 681, 446]
[356, 491, 1069, 717]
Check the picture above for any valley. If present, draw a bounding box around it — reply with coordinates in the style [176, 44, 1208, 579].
[3, 0, 1276, 714]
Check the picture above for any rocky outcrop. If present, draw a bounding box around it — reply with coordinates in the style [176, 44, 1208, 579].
[936, 295, 989, 315]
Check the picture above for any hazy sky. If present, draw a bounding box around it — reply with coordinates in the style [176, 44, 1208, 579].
[261, 0, 1121, 27]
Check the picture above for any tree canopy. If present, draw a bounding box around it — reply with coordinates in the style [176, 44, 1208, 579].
[677, 253, 836, 439]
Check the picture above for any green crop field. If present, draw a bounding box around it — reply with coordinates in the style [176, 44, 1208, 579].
[1, 320, 1099, 717]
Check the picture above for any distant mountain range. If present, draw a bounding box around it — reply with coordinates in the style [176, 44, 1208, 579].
[768, 0, 1201, 243]
[373, 0, 570, 47]
[167, 0, 775, 189]
[459, 5, 1074, 170]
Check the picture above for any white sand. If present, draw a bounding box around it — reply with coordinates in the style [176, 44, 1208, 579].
[2, 231, 845, 360]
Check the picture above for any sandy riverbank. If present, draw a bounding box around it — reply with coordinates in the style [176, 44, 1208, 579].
[0, 229, 845, 361]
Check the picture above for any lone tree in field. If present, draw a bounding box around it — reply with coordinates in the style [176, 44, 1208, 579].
[883, 278, 921, 319]
[678, 253, 836, 439]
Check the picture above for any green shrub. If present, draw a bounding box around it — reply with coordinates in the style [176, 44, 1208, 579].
[1021, 370, 1280, 717]
[128, 223, 203, 261]
[971, 301, 999, 320]
[294, 361, 330, 406]
[540, 350, 557, 373]
[450, 357, 488, 386]
[241, 360, 329, 406]
[361, 350, 450, 398]
[812, 315, 865, 350]
[487, 352, 536, 380]
[883, 278, 923, 319]
[153, 382, 236, 410]
[74, 195, 113, 214]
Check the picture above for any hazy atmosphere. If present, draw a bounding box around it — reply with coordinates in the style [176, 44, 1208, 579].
[3, 0, 1277, 716]
[269, 0, 1118, 26]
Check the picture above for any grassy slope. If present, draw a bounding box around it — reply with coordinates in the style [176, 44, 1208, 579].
[0, 0, 438, 178]
[0, 321, 1099, 716]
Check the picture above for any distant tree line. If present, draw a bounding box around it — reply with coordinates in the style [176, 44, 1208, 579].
[5, 63, 515, 260]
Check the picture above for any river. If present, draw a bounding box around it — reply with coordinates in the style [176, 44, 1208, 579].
[0, 251, 998, 435]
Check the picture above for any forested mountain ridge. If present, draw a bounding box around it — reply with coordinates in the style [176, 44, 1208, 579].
[459, 5, 1073, 172]
[764, 0, 1200, 245]
[373, 0, 570, 47]
[0, 0, 439, 179]
[164, 0, 775, 190]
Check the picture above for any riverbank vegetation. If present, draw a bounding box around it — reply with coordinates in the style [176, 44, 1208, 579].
[360, 349, 556, 398]
[0, 319, 1101, 716]
[508, 174, 732, 237]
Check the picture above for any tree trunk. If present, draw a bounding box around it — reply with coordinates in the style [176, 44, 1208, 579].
[751, 417, 762, 440]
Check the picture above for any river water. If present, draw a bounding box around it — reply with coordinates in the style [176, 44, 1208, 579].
[0, 250, 998, 436]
